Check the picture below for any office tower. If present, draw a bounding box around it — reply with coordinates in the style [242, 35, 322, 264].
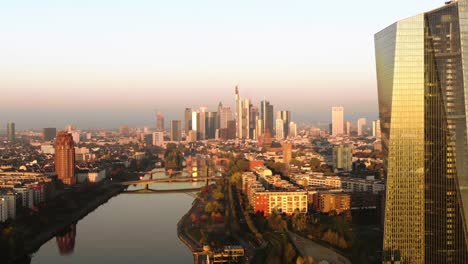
[42, 128, 57, 141]
[277, 110, 291, 137]
[6, 122, 15, 143]
[249, 106, 259, 139]
[235, 87, 251, 139]
[184, 108, 192, 133]
[357, 118, 367, 136]
[372, 120, 381, 139]
[283, 142, 293, 165]
[206, 112, 218, 139]
[376, 1, 468, 262]
[275, 119, 284, 140]
[331, 107, 344, 136]
[170, 120, 182, 142]
[288, 122, 298, 138]
[156, 111, 164, 132]
[332, 144, 352, 172]
[261, 100, 274, 136]
[346, 121, 352, 136]
[191, 111, 199, 134]
[219, 104, 233, 129]
[55, 131, 76, 185]
[256, 119, 264, 139]
[198, 107, 208, 140]
[152, 132, 164, 146]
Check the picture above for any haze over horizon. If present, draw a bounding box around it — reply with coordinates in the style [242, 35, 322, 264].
[0, 0, 446, 129]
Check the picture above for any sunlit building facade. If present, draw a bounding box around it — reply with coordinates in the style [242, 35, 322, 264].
[55, 131, 76, 185]
[376, 1, 468, 262]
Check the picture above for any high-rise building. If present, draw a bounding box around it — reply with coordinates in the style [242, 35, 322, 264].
[372, 120, 381, 139]
[55, 131, 76, 185]
[275, 119, 284, 140]
[206, 112, 218, 139]
[156, 112, 165, 132]
[277, 111, 291, 137]
[235, 87, 251, 139]
[152, 132, 164, 146]
[198, 107, 208, 140]
[331, 107, 344, 136]
[219, 104, 233, 129]
[357, 118, 367, 136]
[332, 144, 353, 172]
[184, 108, 192, 134]
[191, 111, 199, 135]
[288, 122, 298, 138]
[376, 2, 468, 262]
[261, 100, 274, 136]
[346, 121, 352, 136]
[249, 106, 259, 139]
[42, 128, 57, 141]
[170, 120, 182, 142]
[6, 122, 15, 143]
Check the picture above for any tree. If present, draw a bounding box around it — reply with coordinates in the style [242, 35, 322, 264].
[292, 212, 307, 232]
[268, 211, 287, 232]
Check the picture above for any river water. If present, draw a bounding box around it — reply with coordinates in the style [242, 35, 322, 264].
[31, 171, 204, 264]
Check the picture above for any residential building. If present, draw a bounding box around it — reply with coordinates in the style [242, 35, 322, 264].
[333, 144, 353, 172]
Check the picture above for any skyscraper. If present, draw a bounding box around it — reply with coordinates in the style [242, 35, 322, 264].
[346, 121, 352, 136]
[357, 118, 367, 136]
[198, 107, 208, 140]
[376, 1, 468, 262]
[55, 131, 76, 185]
[277, 110, 291, 137]
[372, 120, 381, 139]
[6, 122, 15, 143]
[249, 106, 259, 139]
[218, 104, 233, 129]
[261, 100, 274, 136]
[275, 118, 284, 140]
[331, 107, 344, 136]
[288, 122, 297, 138]
[206, 112, 218, 139]
[156, 111, 164, 132]
[184, 108, 192, 134]
[235, 87, 250, 139]
[170, 120, 182, 142]
[42, 128, 57, 141]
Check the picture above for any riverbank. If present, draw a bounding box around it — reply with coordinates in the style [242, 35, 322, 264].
[9, 184, 124, 263]
[177, 198, 202, 252]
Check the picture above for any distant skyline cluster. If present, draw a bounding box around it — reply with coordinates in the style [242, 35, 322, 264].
[0, 0, 446, 129]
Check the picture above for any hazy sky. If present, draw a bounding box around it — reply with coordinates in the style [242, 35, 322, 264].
[0, 0, 445, 129]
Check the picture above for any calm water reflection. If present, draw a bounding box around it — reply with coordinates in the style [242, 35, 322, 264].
[32, 172, 204, 264]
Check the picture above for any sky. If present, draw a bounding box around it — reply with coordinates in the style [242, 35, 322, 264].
[0, 0, 446, 129]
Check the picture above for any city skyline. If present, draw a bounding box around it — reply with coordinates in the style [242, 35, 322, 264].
[0, 0, 449, 129]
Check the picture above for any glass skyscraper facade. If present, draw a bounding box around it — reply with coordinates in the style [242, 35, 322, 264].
[376, 1, 468, 262]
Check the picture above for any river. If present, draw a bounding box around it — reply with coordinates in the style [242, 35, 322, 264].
[30, 171, 205, 264]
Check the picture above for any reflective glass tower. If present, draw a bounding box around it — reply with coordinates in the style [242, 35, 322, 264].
[376, 1, 468, 262]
